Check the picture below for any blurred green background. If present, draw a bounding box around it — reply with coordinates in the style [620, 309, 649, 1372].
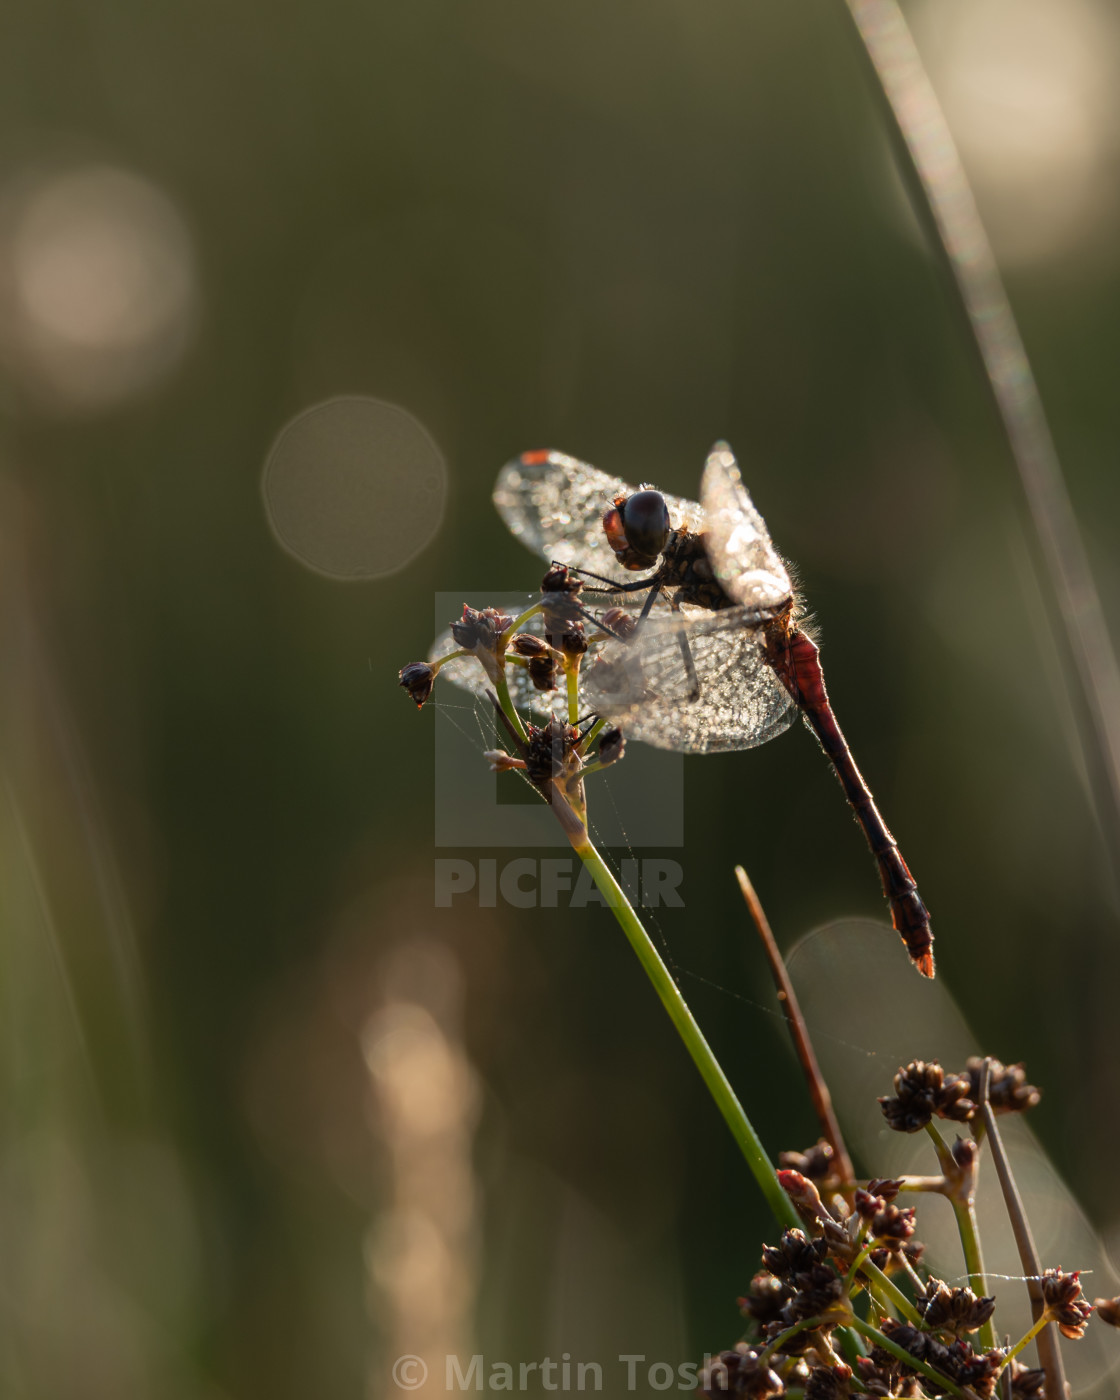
[2, 0, 1119, 1395]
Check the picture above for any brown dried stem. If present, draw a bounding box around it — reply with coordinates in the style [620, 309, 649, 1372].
[977, 1060, 1068, 1400]
[734, 865, 855, 1188]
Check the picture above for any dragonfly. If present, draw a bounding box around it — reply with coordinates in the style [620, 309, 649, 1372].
[493, 442, 934, 978]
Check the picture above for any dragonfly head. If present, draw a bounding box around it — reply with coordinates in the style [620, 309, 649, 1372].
[603, 489, 671, 570]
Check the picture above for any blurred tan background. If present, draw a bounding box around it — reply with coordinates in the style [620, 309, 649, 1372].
[2, 0, 1119, 1395]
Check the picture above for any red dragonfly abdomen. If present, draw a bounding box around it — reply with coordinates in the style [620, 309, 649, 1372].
[767, 626, 935, 978]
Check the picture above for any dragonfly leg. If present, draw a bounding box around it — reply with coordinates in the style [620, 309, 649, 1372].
[637, 580, 664, 623]
[664, 593, 701, 702]
[569, 565, 659, 594]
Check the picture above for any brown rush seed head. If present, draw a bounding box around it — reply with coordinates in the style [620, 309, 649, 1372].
[450, 604, 513, 653]
[779, 1140, 836, 1182]
[554, 619, 588, 657]
[510, 632, 548, 657]
[541, 570, 592, 659]
[854, 1187, 886, 1222]
[960, 1057, 1041, 1114]
[527, 654, 558, 691]
[541, 563, 582, 597]
[804, 1365, 851, 1400]
[918, 1279, 997, 1336]
[874, 1318, 1005, 1393]
[398, 661, 435, 708]
[1094, 1294, 1120, 1327]
[761, 1229, 828, 1282]
[854, 1356, 896, 1397]
[943, 1341, 1005, 1399]
[600, 605, 639, 639]
[784, 1264, 846, 1325]
[879, 1060, 974, 1133]
[540, 566, 584, 626]
[866, 1177, 904, 1202]
[1008, 1361, 1047, 1400]
[739, 1271, 792, 1328]
[871, 1320, 930, 1372]
[869, 1203, 917, 1250]
[934, 1072, 976, 1122]
[699, 1344, 784, 1400]
[1040, 1268, 1093, 1339]
[597, 727, 626, 767]
[523, 718, 583, 787]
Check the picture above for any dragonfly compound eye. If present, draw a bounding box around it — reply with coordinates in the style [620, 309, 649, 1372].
[619, 490, 671, 559]
[603, 489, 671, 567]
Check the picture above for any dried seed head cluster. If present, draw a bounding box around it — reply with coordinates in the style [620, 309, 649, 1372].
[779, 1140, 837, 1184]
[450, 603, 513, 655]
[878, 1058, 1040, 1134]
[871, 1319, 1005, 1398]
[917, 1280, 997, 1337]
[701, 1056, 1107, 1400]
[699, 1344, 784, 1399]
[1039, 1269, 1093, 1340]
[878, 1061, 974, 1133]
[397, 660, 434, 708]
[960, 1057, 1042, 1115]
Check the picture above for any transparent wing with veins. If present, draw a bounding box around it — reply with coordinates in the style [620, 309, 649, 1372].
[699, 442, 792, 610]
[582, 606, 797, 754]
[493, 449, 705, 584]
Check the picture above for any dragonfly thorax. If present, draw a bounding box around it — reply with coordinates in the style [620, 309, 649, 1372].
[659, 530, 740, 612]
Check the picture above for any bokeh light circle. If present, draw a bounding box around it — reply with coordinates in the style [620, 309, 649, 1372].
[0, 163, 197, 410]
[262, 396, 447, 580]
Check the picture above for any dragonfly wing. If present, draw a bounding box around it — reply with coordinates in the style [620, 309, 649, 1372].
[493, 449, 705, 582]
[699, 442, 792, 610]
[583, 608, 797, 754]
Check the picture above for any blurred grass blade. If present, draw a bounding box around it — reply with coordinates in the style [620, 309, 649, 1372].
[843, 0, 1120, 867]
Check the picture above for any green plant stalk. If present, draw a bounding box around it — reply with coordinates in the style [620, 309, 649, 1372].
[759, 1315, 825, 1365]
[849, 1317, 976, 1400]
[859, 1260, 922, 1327]
[570, 831, 799, 1231]
[577, 715, 608, 755]
[499, 602, 543, 643]
[923, 1123, 995, 1352]
[844, 1244, 873, 1293]
[950, 1197, 995, 1351]
[565, 661, 579, 724]
[1002, 1312, 1052, 1367]
[494, 669, 528, 742]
